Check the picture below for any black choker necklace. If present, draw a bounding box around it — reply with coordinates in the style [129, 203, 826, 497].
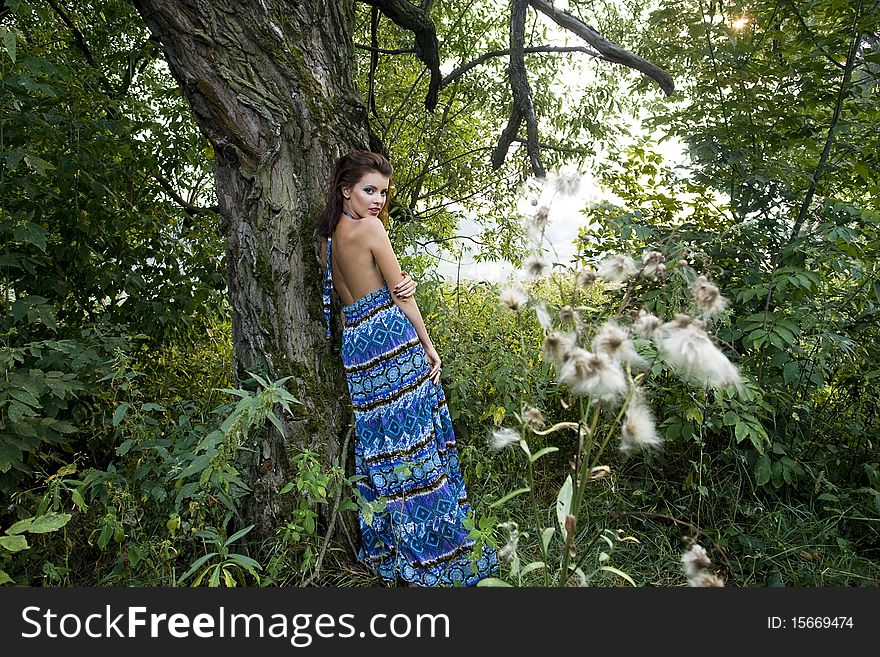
[341, 209, 357, 219]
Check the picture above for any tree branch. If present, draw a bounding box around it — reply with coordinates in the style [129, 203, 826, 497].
[44, 0, 116, 97]
[360, 0, 441, 111]
[156, 172, 219, 216]
[527, 0, 674, 96]
[354, 43, 417, 55]
[442, 45, 602, 88]
[786, 0, 863, 244]
[509, 0, 544, 176]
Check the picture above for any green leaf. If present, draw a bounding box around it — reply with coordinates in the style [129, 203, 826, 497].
[529, 446, 559, 463]
[598, 566, 637, 586]
[26, 512, 71, 534]
[556, 475, 573, 540]
[112, 403, 129, 427]
[0, 535, 28, 552]
[2, 27, 16, 64]
[0, 569, 14, 585]
[476, 577, 513, 587]
[488, 487, 530, 508]
[519, 561, 546, 577]
[541, 527, 555, 554]
[755, 454, 772, 487]
[223, 524, 255, 548]
[178, 552, 218, 585]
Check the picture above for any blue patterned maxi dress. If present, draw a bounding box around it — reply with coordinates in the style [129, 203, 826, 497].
[323, 237, 498, 586]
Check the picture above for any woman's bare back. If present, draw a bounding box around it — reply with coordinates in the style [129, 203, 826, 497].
[324, 215, 387, 305]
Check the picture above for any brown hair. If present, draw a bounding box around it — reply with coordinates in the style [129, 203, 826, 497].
[315, 150, 393, 237]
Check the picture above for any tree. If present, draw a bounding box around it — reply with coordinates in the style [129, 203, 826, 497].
[129, 0, 673, 542]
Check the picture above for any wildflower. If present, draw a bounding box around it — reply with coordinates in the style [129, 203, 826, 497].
[641, 250, 667, 279]
[524, 254, 549, 279]
[542, 330, 575, 365]
[522, 406, 545, 431]
[499, 286, 528, 311]
[592, 320, 647, 369]
[632, 310, 661, 340]
[597, 254, 638, 284]
[559, 305, 580, 326]
[488, 427, 520, 451]
[533, 301, 552, 331]
[620, 395, 663, 452]
[690, 275, 728, 317]
[654, 315, 742, 389]
[553, 172, 581, 196]
[576, 269, 597, 288]
[558, 348, 627, 403]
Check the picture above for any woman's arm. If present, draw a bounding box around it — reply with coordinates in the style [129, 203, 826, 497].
[364, 220, 441, 384]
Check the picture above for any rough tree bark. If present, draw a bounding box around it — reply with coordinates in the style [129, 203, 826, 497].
[130, 0, 368, 542]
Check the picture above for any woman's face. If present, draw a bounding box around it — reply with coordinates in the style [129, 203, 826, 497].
[342, 171, 390, 219]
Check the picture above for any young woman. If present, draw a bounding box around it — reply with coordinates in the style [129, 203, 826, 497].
[317, 150, 497, 586]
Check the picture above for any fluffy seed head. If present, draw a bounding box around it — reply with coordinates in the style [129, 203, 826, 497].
[641, 250, 667, 279]
[620, 395, 663, 452]
[488, 428, 520, 451]
[559, 305, 580, 326]
[522, 406, 546, 431]
[690, 275, 728, 317]
[592, 321, 647, 369]
[632, 310, 662, 340]
[543, 330, 575, 365]
[524, 255, 549, 279]
[533, 301, 552, 331]
[531, 205, 551, 230]
[553, 172, 581, 197]
[558, 349, 628, 402]
[655, 314, 742, 389]
[577, 269, 597, 288]
[597, 254, 638, 284]
[499, 286, 528, 311]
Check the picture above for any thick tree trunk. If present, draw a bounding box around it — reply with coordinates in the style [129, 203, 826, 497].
[131, 0, 367, 542]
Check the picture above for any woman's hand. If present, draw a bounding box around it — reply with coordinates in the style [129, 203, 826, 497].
[425, 344, 442, 386]
[394, 270, 416, 299]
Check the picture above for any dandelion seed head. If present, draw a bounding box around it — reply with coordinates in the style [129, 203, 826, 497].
[488, 427, 520, 451]
[522, 406, 546, 431]
[499, 286, 528, 311]
[620, 396, 663, 452]
[597, 254, 638, 284]
[677, 258, 689, 267]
